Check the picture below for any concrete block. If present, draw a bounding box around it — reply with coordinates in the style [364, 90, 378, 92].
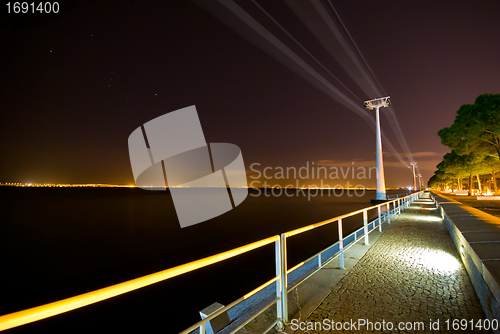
[469, 243, 500, 262]
[455, 190, 469, 195]
[482, 261, 500, 306]
[200, 302, 231, 334]
[462, 232, 500, 243]
[477, 196, 500, 200]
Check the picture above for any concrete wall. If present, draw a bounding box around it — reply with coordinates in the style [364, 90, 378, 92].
[432, 192, 500, 330]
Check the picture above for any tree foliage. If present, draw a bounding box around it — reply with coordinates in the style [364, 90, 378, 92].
[431, 94, 500, 193]
[438, 94, 500, 159]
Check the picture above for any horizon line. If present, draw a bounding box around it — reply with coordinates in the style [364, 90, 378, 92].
[0, 183, 412, 190]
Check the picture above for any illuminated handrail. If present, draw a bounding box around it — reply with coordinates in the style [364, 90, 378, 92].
[285, 196, 410, 238]
[0, 191, 424, 333]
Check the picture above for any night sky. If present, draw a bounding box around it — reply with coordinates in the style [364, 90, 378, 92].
[1, 0, 500, 188]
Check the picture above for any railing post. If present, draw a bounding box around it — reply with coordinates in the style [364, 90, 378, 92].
[363, 210, 369, 245]
[387, 202, 391, 224]
[279, 234, 288, 325]
[318, 253, 322, 268]
[377, 206, 382, 232]
[338, 219, 344, 269]
[398, 198, 401, 214]
[275, 239, 283, 327]
[199, 323, 205, 334]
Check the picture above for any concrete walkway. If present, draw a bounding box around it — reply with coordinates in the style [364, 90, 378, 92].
[289, 193, 489, 333]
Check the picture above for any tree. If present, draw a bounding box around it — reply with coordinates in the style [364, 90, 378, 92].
[470, 94, 500, 159]
[438, 93, 500, 194]
[428, 173, 441, 189]
[437, 151, 469, 190]
[481, 155, 500, 194]
[439, 94, 500, 160]
[462, 153, 488, 194]
[428, 169, 452, 190]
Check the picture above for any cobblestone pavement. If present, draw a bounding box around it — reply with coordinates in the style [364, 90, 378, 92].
[291, 193, 489, 333]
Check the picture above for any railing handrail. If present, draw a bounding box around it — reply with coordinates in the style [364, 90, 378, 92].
[285, 195, 404, 238]
[0, 191, 424, 333]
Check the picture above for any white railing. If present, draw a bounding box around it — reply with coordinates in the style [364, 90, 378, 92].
[0, 191, 423, 333]
[387, 192, 409, 200]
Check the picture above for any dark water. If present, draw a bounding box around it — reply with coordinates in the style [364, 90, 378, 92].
[0, 187, 406, 333]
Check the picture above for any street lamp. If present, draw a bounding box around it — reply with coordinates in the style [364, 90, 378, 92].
[410, 163, 417, 191]
[364, 96, 390, 201]
[417, 173, 422, 191]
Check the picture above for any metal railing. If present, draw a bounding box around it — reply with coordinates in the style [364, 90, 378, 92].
[387, 193, 409, 200]
[0, 191, 423, 333]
